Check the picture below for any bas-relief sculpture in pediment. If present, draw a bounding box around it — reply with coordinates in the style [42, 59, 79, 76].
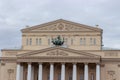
[18, 47, 100, 58]
[22, 19, 102, 32]
[28, 50, 89, 57]
[31, 23, 93, 32]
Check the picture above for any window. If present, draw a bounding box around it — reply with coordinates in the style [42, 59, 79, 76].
[90, 38, 96, 45]
[26, 38, 29, 45]
[26, 38, 32, 45]
[65, 38, 68, 44]
[36, 38, 38, 45]
[36, 38, 41, 45]
[93, 38, 96, 45]
[80, 38, 86, 45]
[71, 38, 73, 45]
[29, 38, 32, 45]
[48, 38, 51, 45]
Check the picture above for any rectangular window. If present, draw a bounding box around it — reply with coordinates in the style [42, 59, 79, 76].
[90, 38, 96, 45]
[36, 38, 41, 45]
[39, 38, 41, 45]
[26, 38, 29, 45]
[26, 38, 32, 46]
[71, 38, 73, 45]
[93, 38, 96, 45]
[48, 38, 51, 45]
[29, 38, 32, 45]
[36, 38, 38, 45]
[65, 38, 68, 44]
[80, 38, 86, 45]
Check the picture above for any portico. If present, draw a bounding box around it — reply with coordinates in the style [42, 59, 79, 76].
[16, 62, 100, 80]
[16, 47, 100, 80]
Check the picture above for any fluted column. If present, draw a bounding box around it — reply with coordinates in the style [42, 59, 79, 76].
[96, 64, 100, 80]
[61, 63, 65, 80]
[84, 63, 88, 80]
[72, 63, 77, 80]
[50, 63, 54, 80]
[27, 63, 32, 80]
[38, 63, 43, 80]
[16, 63, 21, 80]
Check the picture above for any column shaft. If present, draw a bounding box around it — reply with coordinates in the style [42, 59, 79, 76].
[16, 63, 21, 80]
[27, 63, 32, 80]
[96, 64, 100, 80]
[20, 65, 23, 80]
[38, 63, 42, 80]
[61, 63, 65, 80]
[50, 63, 54, 80]
[72, 63, 77, 80]
[84, 64, 88, 80]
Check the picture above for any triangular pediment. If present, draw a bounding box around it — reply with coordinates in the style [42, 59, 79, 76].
[17, 47, 100, 58]
[21, 19, 102, 32]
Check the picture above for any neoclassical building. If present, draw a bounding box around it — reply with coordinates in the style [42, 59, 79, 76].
[0, 19, 120, 80]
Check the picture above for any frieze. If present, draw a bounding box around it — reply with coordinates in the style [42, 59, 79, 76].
[46, 50, 68, 56]
[31, 23, 93, 31]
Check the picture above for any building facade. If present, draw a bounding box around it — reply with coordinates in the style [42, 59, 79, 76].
[0, 19, 120, 80]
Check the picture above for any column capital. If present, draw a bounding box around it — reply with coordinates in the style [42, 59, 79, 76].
[16, 62, 21, 64]
[72, 62, 77, 65]
[50, 62, 54, 65]
[27, 62, 32, 64]
[38, 62, 42, 64]
[96, 63, 101, 65]
[84, 63, 88, 65]
[61, 62, 65, 65]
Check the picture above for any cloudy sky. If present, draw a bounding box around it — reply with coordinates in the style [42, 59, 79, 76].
[0, 0, 120, 50]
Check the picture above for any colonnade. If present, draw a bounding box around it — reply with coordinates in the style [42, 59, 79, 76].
[16, 63, 100, 80]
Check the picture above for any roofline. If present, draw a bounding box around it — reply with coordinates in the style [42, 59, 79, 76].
[21, 19, 103, 32]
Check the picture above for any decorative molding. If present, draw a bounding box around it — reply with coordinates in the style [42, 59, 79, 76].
[104, 52, 118, 57]
[21, 19, 102, 33]
[46, 50, 68, 56]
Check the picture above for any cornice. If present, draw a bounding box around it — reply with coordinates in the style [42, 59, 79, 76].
[17, 47, 101, 58]
[0, 57, 17, 62]
[21, 19, 102, 33]
[101, 58, 120, 62]
[17, 56, 100, 63]
[22, 31, 101, 33]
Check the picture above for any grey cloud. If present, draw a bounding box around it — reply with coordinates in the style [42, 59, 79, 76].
[0, 0, 120, 49]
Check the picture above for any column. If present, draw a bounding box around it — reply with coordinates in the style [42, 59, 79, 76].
[84, 63, 88, 80]
[16, 63, 21, 80]
[50, 63, 54, 80]
[20, 65, 23, 80]
[38, 63, 43, 80]
[27, 63, 32, 80]
[31, 66, 34, 80]
[72, 63, 77, 80]
[96, 64, 100, 80]
[61, 63, 65, 80]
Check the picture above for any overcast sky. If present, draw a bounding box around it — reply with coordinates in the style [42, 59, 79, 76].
[0, 0, 120, 50]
